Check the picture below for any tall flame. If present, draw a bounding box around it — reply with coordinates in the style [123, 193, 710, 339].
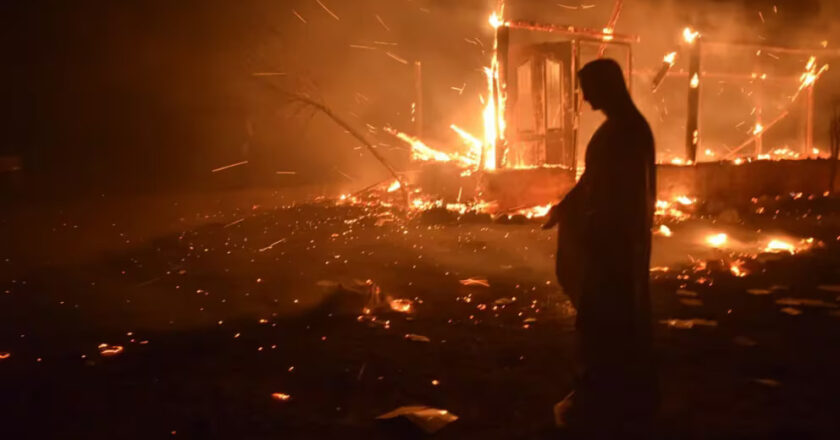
[387, 4, 507, 173]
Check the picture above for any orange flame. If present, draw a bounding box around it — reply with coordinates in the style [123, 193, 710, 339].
[683, 27, 700, 44]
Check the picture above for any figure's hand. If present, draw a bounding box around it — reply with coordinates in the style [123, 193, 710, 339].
[542, 204, 562, 230]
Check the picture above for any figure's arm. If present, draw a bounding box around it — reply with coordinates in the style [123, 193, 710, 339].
[542, 171, 589, 229]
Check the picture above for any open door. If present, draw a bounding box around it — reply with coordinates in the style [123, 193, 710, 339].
[507, 42, 576, 172]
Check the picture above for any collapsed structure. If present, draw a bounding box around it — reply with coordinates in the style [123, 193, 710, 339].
[385, 3, 840, 214]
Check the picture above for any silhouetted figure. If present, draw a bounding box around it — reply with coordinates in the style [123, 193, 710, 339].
[544, 58, 657, 437]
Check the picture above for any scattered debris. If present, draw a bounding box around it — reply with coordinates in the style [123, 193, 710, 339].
[752, 378, 782, 387]
[459, 278, 490, 287]
[493, 297, 516, 305]
[376, 406, 458, 434]
[747, 288, 772, 295]
[779, 307, 803, 316]
[775, 298, 838, 308]
[405, 334, 431, 343]
[733, 336, 758, 347]
[659, 318, 718, 329]
[98, 344, 124, 357]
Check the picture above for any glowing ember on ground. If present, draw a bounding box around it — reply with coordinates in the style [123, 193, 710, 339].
[655, 195, 695, 221]
[0, 352, 10, 360]
[386, 180, 401, 193]
[730, 260, 748, 277]
[675, 196, 694, 206]
[515, 204, 552, 219]
[389, 299, 414, 313]
[460, 278, 490, 287]
[706, 233, 728, 248]
[271, 393, 292, 401]
[98, 344, 124, 357]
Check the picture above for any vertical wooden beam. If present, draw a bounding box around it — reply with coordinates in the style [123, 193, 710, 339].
[685, 41, 701, 163]
[496, 26, 510, 169]
[572, 39, 581, 178]
[413, 61, 423, 139]
[755, 58, 763, 156]
[806, 85, 815, 154]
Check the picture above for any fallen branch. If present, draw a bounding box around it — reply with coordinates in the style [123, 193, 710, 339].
[264, 83, 410, 210]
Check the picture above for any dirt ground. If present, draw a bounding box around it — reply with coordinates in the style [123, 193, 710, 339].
[2, 189, 840, 439]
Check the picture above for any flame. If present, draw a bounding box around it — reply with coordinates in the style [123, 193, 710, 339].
[656, 225, 673, 237]
[765, 239, 796, 254]
[683, 27, 700, 44]
[655, 195, 695, 221]
[663, 51, 677, 66]
[0, 352, 10, 360]
[706, 233, 728, 248]
[385, 127, 473, 167]
[795, 56, 830, 100]
[392, 9, 506, 173]
[515, 204, 552, 219]
[489, 12, 504, 29]
[752, 123, 764, 135]
[386, 180, 401, 192]
[675, 196, 695, 206]
[450, 124, 484, 165]
[602, 27, 614, 42]
[690, 73, 700, 88]
[730, 260, 748, 277]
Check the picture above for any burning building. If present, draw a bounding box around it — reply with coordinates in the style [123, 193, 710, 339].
[380, 1, 840, 215]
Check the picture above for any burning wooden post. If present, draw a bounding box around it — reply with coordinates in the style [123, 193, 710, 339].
[495, 25, 510, 169]
[597, 0, 624, 58]
[684, 28, 701, 163]
[651, 51, 677, 92]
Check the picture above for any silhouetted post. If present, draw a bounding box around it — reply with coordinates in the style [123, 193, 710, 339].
[685, 39, 701, 163]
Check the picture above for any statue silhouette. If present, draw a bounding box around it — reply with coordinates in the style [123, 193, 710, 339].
[544, 58, 658, 437]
